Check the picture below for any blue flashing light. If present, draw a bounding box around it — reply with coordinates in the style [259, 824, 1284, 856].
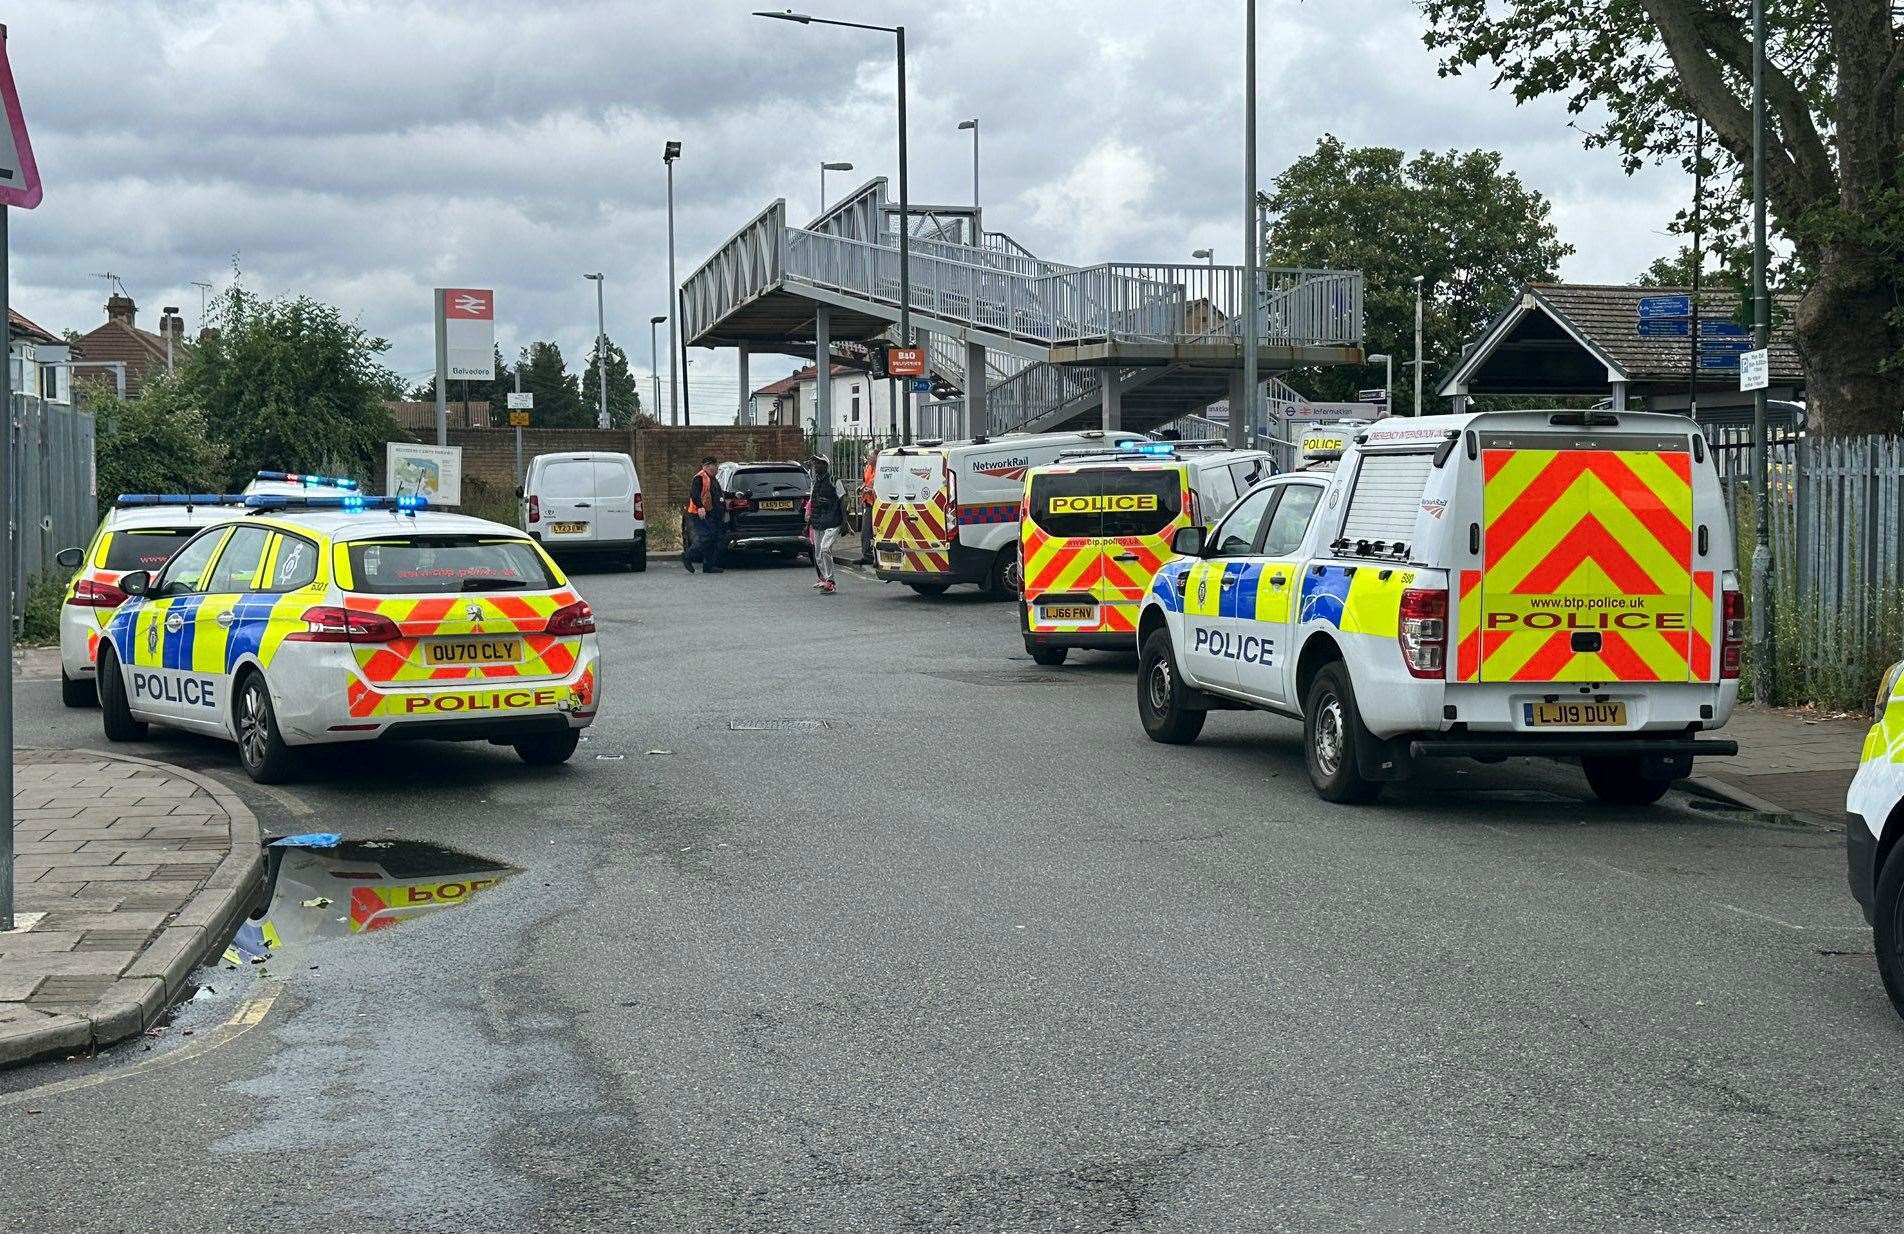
[1117, 440, 1177, 455]
[114, 493, 248, 507]
[396, 494, 428, 512]
[254, 469, 360, 490]
[243, 493, 427, 514]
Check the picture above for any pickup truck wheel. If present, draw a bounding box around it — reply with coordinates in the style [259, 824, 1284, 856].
[1875, 841, 1904, 1018]
[97, 647, 146, 742]
[1137, 631, 1204, 745]
[1303, 662, 1380, 803]
[1581, 755, 1672, 806]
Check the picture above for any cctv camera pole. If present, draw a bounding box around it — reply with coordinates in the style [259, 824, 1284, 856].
[1, 202, 13, 929]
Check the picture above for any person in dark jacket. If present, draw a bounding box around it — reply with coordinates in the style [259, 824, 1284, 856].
[804, 456, 848, 594]
[682, 456, 725, 574]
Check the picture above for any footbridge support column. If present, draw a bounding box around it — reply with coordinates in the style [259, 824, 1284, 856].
[736, 342, 750, 426]
[965, 340, 989, 438]
[1099, 367, 1121, 432]
[1225, 370, 1247, 448]
[814, 306, 832, 456]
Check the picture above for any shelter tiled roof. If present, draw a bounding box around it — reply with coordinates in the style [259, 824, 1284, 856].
[1526, 283, 1804, 384]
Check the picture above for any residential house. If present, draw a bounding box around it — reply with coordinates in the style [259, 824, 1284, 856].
[8, 308, 72, 406]
[751, 363, 900, 437]
[70, 294, 186, 399]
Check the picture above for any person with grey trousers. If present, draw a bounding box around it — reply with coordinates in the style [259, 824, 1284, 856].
[804, 457, 848, 594]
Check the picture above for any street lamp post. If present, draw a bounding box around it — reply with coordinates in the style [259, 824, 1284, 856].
[1412, 276, 1425, 417]
[757, 10, 911, 443]
[819, 160, 853, 216]
[1191, 248, 1213, 267]
[663, 140, 682, 426]
[584, 273, 608, 429]
[1367, 352, 1394, 410]
[1237, 0, 1259, 449]
[957, 117, 978, 216]
[649, 315, 666, 421]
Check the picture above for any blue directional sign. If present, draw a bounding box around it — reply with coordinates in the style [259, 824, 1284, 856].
[909, 377, 932, 393]
[1698, 319, 1749, 338]
[1638, 294, 1692, 319]
[1699, 350, 1742, 371]
[1699, 335, 1752, 353]
[1638, 319, 1690, 338]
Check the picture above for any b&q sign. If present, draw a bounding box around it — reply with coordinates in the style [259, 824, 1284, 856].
[887, 347, 927, 378]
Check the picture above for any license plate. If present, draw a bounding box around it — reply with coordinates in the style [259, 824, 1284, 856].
[1523, 700, 1627, 727]
[878, 550, 901, 567]
[425, 637, 522, 667]
[759, 499, 796, 511]
[550, 521, 588, 534]
[1039, 604, 1098, 624]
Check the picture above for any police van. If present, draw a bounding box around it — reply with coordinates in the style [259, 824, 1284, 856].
[1136, 409, 1741, 804]
[1847, 659, 1904, 1016]
[1020, 440, 1276, 665]
[871, 430, 1148, 596]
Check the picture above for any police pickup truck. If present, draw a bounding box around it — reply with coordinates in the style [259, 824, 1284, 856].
[1136, 410, 1741, 804]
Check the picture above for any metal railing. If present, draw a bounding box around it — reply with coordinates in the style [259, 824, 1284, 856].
[681, 199, 786, 344]
[6, 394, 98, 630]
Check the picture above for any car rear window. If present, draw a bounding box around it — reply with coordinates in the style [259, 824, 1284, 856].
[102, 528, 197, 571]
[1101, 469, 1184, 537]
[537, 459, 593, 499]
[1028, 472, 1100, 538]
[345, 536, 559, 594]
[731, 468, 809, 499]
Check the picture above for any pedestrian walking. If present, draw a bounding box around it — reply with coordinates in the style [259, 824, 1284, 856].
[681, 455, 726, 574]
[806, 456, 848, 594]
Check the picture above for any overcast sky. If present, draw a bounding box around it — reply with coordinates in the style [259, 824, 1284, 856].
[11, 0, 1692, 421]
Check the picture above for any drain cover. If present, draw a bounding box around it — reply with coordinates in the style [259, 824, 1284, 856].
[726, 717, 834, 733]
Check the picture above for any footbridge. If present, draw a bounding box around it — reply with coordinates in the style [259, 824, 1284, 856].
[682, 178, 1365, 439]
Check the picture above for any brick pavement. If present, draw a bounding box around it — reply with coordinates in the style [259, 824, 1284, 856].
[1, 749, 263, 1066]
[1697, 704, 1869, 825]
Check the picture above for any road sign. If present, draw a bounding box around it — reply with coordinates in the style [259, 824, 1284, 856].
[435, 288, 495, 380]
[1638, 294, 1691, 319]
[1356, 388, 1389, 404]
[909, 377, 932, 393]
[508, 410, 531, 427]
[506, 391, 533, 410]
[1739, 348, 1770, 391]
[1699, 335, 1752, 354]
[1700, 319, 1750, 338]
[0, 28, 42, 209]
[887, 346, 927, 377]
[1638, 318, 1689, 338]
[1699, 350, 1742, 371]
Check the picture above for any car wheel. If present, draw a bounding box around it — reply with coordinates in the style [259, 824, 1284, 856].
[235, 671, 302, 784]
[1875, 839, 1904, 1019]
[631, 544, 648, 573]
[989, 545, 1022, 599]
[1303, 661, 1380, 803]
[1581, 755, 1672, 806]
[1029, 644, 1068, 667]
[1137, 630, 1205, 745]
[97, 647, 146, 742]
[61, 670, 97, 708]
[907, 582, 949, 597]
[514, 729, 581, 766]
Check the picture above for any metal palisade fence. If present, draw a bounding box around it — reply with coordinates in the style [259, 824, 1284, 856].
[1709, 425, 1904, 709]
[6, 393, 97, 629]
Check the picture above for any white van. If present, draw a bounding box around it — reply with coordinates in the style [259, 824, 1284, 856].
[520, 452, 645, 571]
[870, 430, 1149, 596]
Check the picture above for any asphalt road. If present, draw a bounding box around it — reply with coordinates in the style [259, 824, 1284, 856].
[2, 554, 1899, 1233]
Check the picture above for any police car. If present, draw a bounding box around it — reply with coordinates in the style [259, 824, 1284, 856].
[94, 494, 600, 782]
[1137, 409, 1741, 804]
[1846, 659, 1904, 1016]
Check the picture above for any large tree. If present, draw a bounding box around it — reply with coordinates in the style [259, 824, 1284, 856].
[1264, 135, 1572, 407]
[1421, 0, 1904, 435]
[188, 288, 402, 485]
[81, 376, 228, 510]
[580, 338, 650, 429]
[517, 341, 587, 427]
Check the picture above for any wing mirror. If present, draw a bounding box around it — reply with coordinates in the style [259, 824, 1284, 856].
[1171, 525, 1206, 557]
[55, 546, 84, 569]
[118, 570, 151, 597]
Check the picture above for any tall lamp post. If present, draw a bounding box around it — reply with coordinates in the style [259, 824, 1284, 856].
[1748, 0, 1775, 701]
[757, 9, 911, 443]
[957, 117, 978, 219]
[663, 140, 682, 426]
[649, 314, 666, 420]
[1191, 248, 1213, 267]
[1237, 0, 1259, 449]
[584, 273, 608, 429]
[819, 160, 854, 216]
[1412, 275, 1425, 417]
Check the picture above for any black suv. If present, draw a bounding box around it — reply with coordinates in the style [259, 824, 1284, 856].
[717, 461, 814, 561]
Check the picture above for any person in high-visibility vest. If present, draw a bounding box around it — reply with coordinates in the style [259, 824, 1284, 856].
[859, 450, 878, 561]
[681, 456, 726, 573]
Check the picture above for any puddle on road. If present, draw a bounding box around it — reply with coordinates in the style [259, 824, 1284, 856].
[224, 839, 517, 965]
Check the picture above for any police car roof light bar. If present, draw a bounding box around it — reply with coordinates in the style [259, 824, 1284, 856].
[114, 493, 250, 507]
[1115, 441, 1179, 455]
[243, 494, 428, 513]
[254, 470, 361, 490]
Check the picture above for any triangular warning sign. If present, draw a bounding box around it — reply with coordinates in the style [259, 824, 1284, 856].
[0, 28, 42, 210]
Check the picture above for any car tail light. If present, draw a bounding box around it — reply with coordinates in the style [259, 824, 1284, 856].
[1720, 588, 1744, 679]
[546, 599, 596, 636]
[1398, 587, 1448, 678]
[69, 577, 128, 608]
[287, 605, 402, 643]
[728, 494, 753, 512]
[633, 492, 644, 521]
[527, 494, 540, 524]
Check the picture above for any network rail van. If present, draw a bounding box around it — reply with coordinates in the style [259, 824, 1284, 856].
[1136, 409, 1742, 804]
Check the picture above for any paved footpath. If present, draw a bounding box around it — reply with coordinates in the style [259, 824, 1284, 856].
[1698, 703, 1869, 826]
[1, 748, 262, 1066]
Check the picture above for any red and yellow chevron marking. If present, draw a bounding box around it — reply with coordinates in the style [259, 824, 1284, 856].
[1454, 568, 1483, 682]
[344, 590, 583, 685]
[1479, 446, 1695, 683]
[873, 487, 951, 551]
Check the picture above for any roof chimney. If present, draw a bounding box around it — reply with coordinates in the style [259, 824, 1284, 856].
[105, 294, 136, 327]
[160, 307, 184, 346]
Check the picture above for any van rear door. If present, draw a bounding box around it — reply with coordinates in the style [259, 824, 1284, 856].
[535, 456, 598, 545]
[1475, 431, 1700, 683]
[873, 449, 951, 573]
[1094, 466, 1186, 629]
[589, 456, 637, 543]
[1022, 469, 1103, 627]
